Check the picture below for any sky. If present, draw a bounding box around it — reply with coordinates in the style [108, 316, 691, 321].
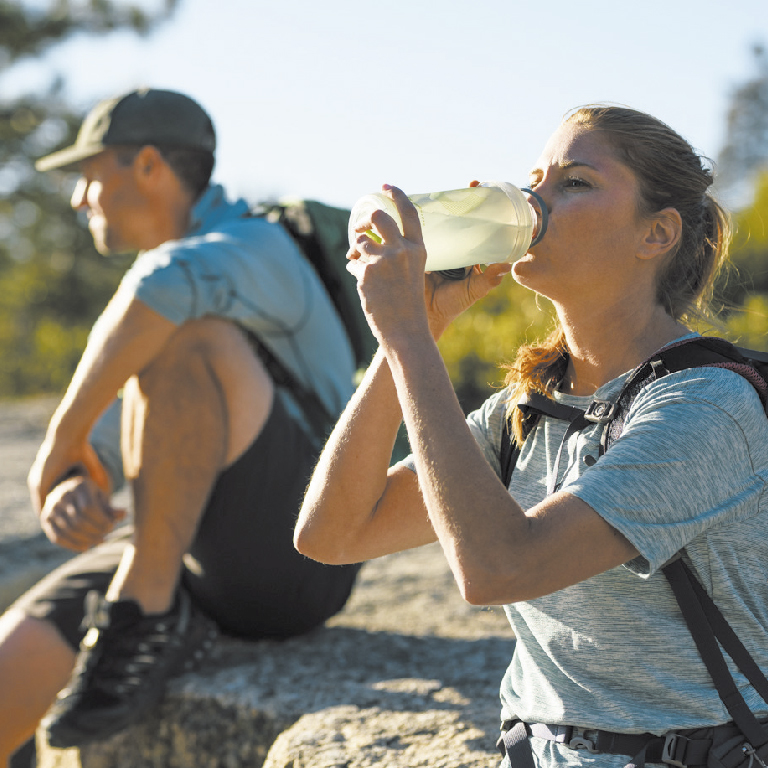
[2, 0, 768, 210]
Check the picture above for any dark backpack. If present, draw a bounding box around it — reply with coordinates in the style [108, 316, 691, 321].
[247, 199, 377, 441]
[499, 336, 768, 757]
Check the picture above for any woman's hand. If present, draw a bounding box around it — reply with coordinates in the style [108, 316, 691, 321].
[346, 184, 511, 342]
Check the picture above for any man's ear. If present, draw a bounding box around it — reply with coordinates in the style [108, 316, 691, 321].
[132, 145, 165, 185]
[638, 207, 682, 261]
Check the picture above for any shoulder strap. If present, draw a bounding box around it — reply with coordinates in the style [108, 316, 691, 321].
[500, 392, 589, 488]
[663, 557, 768, 745]
[502, 337, 768, 481]
[602, 337, 768, 454]
[244, 329, 333, 446]
[250, 200, 377, 370]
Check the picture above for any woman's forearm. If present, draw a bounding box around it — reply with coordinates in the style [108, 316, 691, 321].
[295, 348, 432, 563]
[382, 325, 530, 603]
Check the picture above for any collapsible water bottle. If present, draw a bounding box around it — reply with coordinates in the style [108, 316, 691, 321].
[347, 181, 548, 279]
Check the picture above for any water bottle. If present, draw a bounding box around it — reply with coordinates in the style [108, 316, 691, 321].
[347, 181, 548, 279]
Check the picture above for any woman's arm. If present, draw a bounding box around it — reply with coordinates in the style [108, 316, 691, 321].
[295, 184, 520, 566]
[297, 185, 637, 601]
[383, 319, 637, 604]
[295, 347, 436, 563]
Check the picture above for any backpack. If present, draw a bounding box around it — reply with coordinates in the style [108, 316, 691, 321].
[499, 336, 768, 763]
[247, 199, 377, 441]
[254, 199, 377, 372]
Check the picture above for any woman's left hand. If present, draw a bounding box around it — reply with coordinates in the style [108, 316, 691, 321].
[346, 184, 511, 343]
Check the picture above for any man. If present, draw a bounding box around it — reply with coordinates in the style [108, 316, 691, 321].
[0, 88, 361, 765]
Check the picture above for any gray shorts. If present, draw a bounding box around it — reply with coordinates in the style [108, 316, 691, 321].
[14, 394, 361, 650]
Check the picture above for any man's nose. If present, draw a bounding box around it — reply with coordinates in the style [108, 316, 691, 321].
[70, 177, 89, 210]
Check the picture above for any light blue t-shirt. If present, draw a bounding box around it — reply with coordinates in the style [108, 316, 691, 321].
[89, 183, 356, 489]
[401, 339, 768, 767]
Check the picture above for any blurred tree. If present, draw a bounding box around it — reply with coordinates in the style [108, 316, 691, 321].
[720, 168, 768, 351]
[716, 43, 768, 209]
[0, 0, 180, 398]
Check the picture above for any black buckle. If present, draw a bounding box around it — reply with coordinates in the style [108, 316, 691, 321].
[662, 732, 688, 767]
[584, 400, 617, 424]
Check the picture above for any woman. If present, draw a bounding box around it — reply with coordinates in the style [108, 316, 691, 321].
[294, 106, 768, 768]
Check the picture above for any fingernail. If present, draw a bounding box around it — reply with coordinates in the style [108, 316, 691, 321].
[382, 183, 392, 191]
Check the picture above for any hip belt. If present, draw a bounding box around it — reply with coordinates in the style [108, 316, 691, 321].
[497, 719, 746, 768]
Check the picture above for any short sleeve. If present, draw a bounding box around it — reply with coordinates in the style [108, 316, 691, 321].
[566, 368, 768, 574]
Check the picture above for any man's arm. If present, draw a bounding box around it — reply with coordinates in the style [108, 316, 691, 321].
[28, 284, 177, 514]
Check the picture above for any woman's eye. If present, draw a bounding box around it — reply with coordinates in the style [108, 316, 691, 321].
[564, 177, 589, 189]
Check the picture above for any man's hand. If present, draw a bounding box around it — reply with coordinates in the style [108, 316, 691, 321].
[39, 475, 126, 552]
[28, 434, 110, 516]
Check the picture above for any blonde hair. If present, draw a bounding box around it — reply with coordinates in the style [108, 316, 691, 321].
[505, 105, 732, 444]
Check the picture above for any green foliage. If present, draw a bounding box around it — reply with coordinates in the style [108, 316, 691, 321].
[723, 293, 768, 352]
[0, 0, 180, 61]
[723, 169, 768, 299]
[0, 98, 134, 396]
[0, 1, 180, 399]
[438, 277, 555, 413]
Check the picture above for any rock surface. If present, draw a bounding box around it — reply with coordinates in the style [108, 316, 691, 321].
[0, 398, 513, 768]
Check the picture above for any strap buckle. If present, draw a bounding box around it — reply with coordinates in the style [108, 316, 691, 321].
[568, 727, 599, 754]
[584, 400, 617, 424]
[662, 732, 688, 767]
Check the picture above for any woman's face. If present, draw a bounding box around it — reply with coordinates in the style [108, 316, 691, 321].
[513, 122, 655, 307]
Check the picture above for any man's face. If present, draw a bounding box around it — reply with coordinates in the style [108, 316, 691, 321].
[70, 149, 147, 255]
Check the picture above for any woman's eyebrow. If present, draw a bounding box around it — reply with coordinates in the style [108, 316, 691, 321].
[529, 160, 598, 177]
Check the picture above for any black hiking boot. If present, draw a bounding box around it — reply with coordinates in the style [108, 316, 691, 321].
[42, 589, 218, 748]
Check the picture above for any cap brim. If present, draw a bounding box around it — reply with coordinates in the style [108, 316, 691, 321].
[35, 142, 106, 172]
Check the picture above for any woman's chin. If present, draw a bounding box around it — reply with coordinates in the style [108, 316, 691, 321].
[511, 255, 544, 289]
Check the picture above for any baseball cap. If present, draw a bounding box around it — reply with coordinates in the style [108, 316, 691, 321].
[35, 88, 216, 172]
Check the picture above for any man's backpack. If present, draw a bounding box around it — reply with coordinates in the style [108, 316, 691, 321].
[246, 199, 377, 441]
[499, 335, 768, 760]
[254, 198, 377, 372]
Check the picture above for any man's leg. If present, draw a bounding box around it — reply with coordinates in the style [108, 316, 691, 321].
[110, 316, 273, 613]
[41, 317, 274, 748]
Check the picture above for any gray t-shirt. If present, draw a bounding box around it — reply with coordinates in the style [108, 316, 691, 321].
[401, 343, 768, 767]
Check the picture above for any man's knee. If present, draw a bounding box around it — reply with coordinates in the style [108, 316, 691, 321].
[125, 318, 274, 466]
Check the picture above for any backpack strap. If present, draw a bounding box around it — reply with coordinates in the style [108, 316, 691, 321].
[243, 329, 333, 447]
[663, 556, 768, 747]
[501, 337, 768, 485]
[602, 337, 768, 454]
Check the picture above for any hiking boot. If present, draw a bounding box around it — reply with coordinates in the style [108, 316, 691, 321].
[42, 589, 218, 748]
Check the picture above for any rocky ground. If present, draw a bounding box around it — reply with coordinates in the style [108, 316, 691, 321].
[1, 397, 514, 767]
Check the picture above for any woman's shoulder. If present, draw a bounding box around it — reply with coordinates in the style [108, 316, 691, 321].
[627, 364, 768, 467]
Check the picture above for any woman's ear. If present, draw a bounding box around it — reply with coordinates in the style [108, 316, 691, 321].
[638, 207, 682, 261]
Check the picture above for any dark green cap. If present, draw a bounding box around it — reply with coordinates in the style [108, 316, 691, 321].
[35, 88, 216, 172]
